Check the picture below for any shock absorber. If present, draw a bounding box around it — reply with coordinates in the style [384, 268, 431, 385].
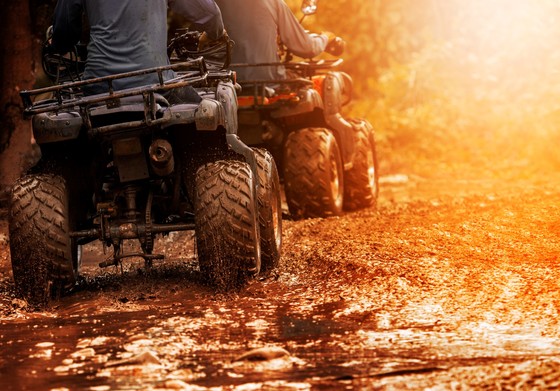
[124, 185, 139, 220]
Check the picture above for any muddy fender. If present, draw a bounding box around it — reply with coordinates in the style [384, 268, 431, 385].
[216, 81, 239, 134]
[32, 111, 82, 144]
[321, 72, 355, 167]
[195, 99, 226, 131]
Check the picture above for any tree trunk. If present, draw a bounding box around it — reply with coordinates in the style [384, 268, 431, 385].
[0, 2, 35, 203]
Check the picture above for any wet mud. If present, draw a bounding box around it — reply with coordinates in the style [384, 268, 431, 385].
[2, 174, 560, 389]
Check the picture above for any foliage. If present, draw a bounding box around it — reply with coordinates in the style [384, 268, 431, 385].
[288, 0, 560, 176]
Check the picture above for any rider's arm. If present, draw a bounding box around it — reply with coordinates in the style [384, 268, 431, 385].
[274, 0, 327, 58]
[51, 0, 83, 54]
[169, 0, 225, 40]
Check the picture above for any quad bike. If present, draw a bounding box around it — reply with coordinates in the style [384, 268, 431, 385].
[232, 0, 379, 219]
[10, 36, 282, 306]
[168, 18, 378, 220]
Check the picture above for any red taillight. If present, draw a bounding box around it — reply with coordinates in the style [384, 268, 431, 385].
[313, 75, 326, 98]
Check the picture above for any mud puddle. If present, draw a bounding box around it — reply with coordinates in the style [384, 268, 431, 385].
[2, 255, 559, 390]
[3, 176, 560, 389]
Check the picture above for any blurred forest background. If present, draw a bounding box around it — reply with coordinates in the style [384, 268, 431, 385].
[2, 0, 560, 195]
[289, 0, 560, 179]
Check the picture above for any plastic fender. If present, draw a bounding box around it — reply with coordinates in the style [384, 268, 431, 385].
[161, 103, 199, 128]
[32, 112, 82, 144]
[322, 72, 354, 114]
[226, 134, 259, 190]
[216, 80, 239, 134]
[338, 72, 353, 107]
[194, 99, 226, 131]
[324, 113, 355, 170]
[323, 73, 342, 115]
[321, 71, 356, 170]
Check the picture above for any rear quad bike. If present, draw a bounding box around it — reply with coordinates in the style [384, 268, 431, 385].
[233, 0, 379, 219]
[10, 55, 281, 307]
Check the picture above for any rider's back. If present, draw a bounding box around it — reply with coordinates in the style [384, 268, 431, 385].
[53, 0, 172, 94]
[215, 0, 327, 82]
[52, 0, 225, 95]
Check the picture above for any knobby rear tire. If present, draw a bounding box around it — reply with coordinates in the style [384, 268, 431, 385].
[343, 119, 379, 210]
[253, 148, 282, 274]
[8, 174, 77, 307]
[194, 160, 261, 290]
[283, 127, 344, 219]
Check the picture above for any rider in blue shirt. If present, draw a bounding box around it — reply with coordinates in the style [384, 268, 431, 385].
[51, 0, 225, 97]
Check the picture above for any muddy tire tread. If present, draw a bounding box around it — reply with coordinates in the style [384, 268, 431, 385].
[343, 119, 379, 210]
[195, 160, 260, 289]
[283, 128, 343, 219]
[9, 174, 75, 305]
[254, 148, 282, 274]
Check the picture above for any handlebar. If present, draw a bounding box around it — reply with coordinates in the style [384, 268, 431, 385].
[325, 37, 345, 57]
[168, 29, 233, 70]
[231, 58, 343, 81]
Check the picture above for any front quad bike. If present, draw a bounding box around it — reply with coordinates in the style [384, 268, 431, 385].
[236, 66, 379, 220]
[168, 31, 282, 274]
[11, 58, 268, 306]
[233, 1, 379, 219]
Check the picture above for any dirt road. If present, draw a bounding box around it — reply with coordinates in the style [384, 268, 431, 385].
[2, 173, 560, 390]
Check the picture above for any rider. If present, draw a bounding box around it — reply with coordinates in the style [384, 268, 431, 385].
[214, 0, 334, 84]
[51, 0, 225, 100]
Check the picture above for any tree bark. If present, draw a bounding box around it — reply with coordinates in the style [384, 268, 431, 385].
[0, 2, 35, 202]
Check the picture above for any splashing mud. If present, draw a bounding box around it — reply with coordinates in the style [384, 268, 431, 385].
[2, 175, 560, 389]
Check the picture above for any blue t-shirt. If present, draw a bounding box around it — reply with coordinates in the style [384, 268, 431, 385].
[52, 0, 224, 93]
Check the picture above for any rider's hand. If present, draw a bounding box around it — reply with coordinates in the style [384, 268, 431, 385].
[325, 36, 346, 57]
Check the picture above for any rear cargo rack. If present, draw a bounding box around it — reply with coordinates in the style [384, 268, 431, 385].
[232, 59, 342, 107]
[232, 58, 343, 78]
[20, 58, 208, 116]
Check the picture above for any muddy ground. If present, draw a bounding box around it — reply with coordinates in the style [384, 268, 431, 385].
[2, 171, 560, 390]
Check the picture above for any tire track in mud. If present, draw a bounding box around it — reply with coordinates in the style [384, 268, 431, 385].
[2, 177, 560, 389]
